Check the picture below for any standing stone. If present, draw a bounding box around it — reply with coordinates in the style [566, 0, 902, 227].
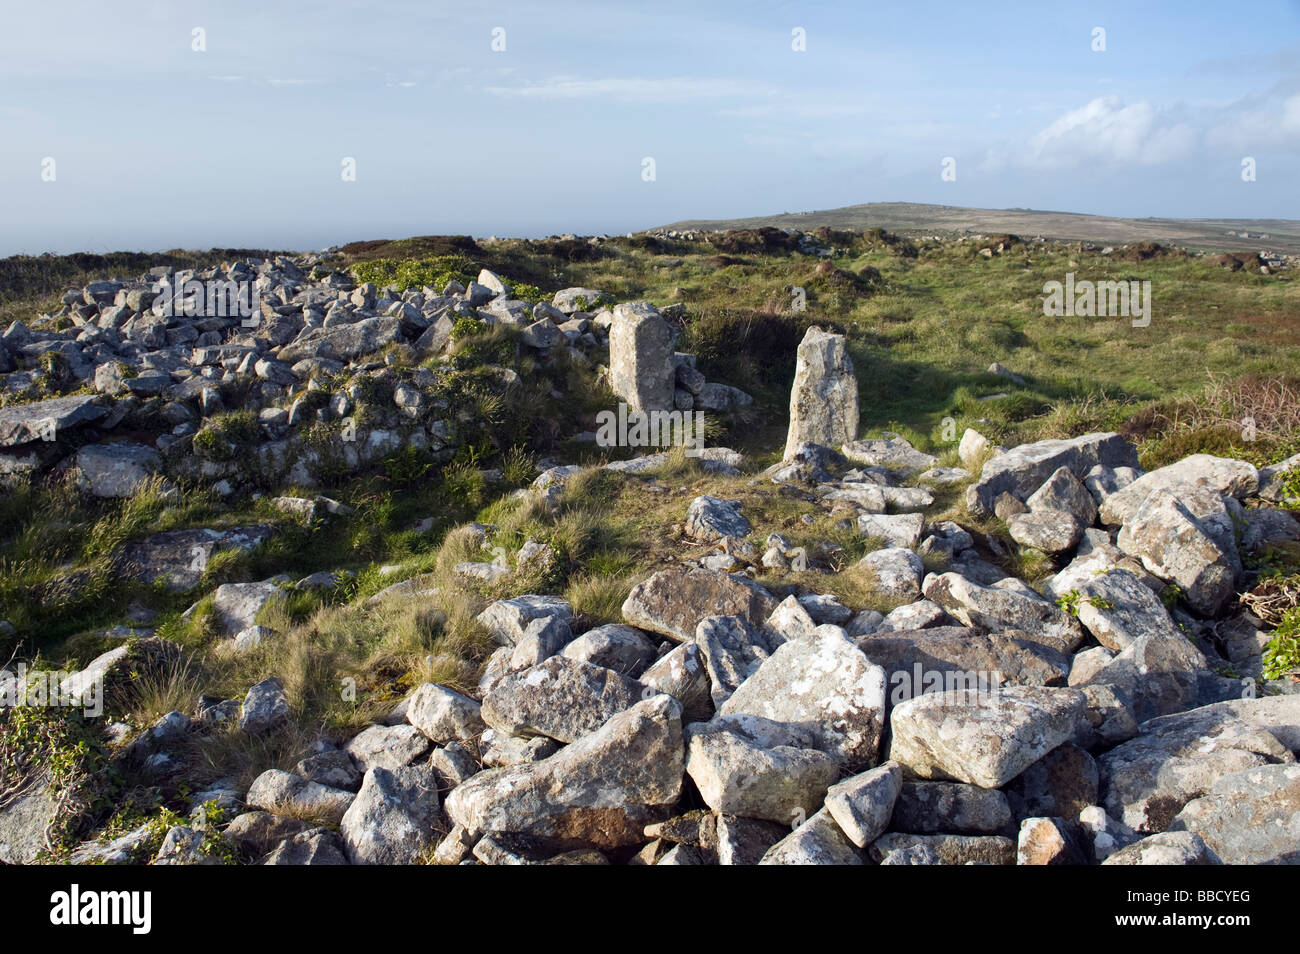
[609, 302, 674, 413]
[785, 327, 858, 459]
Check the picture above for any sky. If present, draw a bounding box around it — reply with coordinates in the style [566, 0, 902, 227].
[1, 0, 1298, 255]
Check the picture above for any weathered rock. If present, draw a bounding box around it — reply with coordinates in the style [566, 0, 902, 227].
[1166, 763, 1300, 864]
[759, 808, 863, 865]
[685, 714, 838, 823]
[869, 832, 1016, 865]
[1098, 698, 1298, 833]
[857, 512, 925, 549]
[621, 566, 777, 643]
[245, 770, 355, 826]
[1016, 816, 1090, 865]
[343, 724, 432, 772]
[1101, 830, 1222, 865]
[476, 595, 573, 646]
[1026, 465, 1098, 525]
[0, 395, 106, 447]
[893, 781, 1013, 835]
[444, 695, 684, 851]
[1073, 568, 1182, 651]
[239, 677, 290, 735]
[923, 573, 1082, 650]
[684, 496, 751, 542]
[720, 628, 887, 770]
[785, 328, 859, 459]
[841, 437, 935, 477]
[966, 433, 1138, 517]
[858, 547, 924, 600]
[823, 761, 902, 848]
[340, 765, 441, 865]
[859, 626, 1070, 701]
[259, 828, 349, 865]
[406, 683, 486, 743]
[481, 656, 647, 743]
[716, 814, 789, 865]
[1099, 454, 1259, 526]
[695, 614, 779, 708]
[211, 580, 285, 636]
[561, 624, 657, 677]
[609, 302, 674, 413]
[1078, 632, 1230, 723]
[1004, 743, 1098, 821]
[1007, 509, 1083, 554]
[889, 685, 1087, 788]
[638, 640, 711, 720]
[74, 442, 160, 498]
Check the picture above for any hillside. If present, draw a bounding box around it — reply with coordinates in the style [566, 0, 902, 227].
[658, 201, 1300, 256]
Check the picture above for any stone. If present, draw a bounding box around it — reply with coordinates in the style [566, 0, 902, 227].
[869, 833, 1015, 865]
[561, 624, 657, 677]
[211, 580, 285, 636]
[824, 761, 902, 847]
[1099, 454, 1259, 526]
[1101, 830, 1222, 865]
[444, 695, 684, 852]
[343, 724, 431, 772]
[621, 566, 777, 643]
[74, 442, 160, 498]
[923, 573, 1082, 650]
[785, 328, 859, 459]
[1115, 488, 1237, 616]
[857, 512, 925, 548]
[841, 437, 935, 477]
[1073, 568, 1182, 651]
[685, 714, 839, 824]
[239, 677, 290, 735]
[859, 626, 1070, 700]
[889, 685, 1087, 788]
[480, 656, 647, 743]
[720, 628, 888, 770]
[609, 302, 674, 412]
[1016, 817, 1090, 865]
[1098, 699, 1298, 833]
[966, 433, 1139, 517]
[245, 770, 355, 826]
[476, 595, 573, 646]
[759, 808, 863, 865]
[1007, 509, 1082, 554]
[1004, 743, 1098, 821]
[0, 395, 106, 447]
[716, 815, 789, 865]
[406, 683, 486, 743]
[340, 765, 442, 865]
[684, 496, 751, 542]
[1026, 465, 1097, 525]
[1165, 763, 1300, 864]
[858, 547, 924, 600]
[893, 781, 1013, 835]
[638, 641, 711, 720]
[259, 828, 349, 865]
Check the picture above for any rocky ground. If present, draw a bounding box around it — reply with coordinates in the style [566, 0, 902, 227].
[1, 237, 1299, 866]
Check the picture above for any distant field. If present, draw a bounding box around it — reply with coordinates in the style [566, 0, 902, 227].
[659, 201, 1300, 256]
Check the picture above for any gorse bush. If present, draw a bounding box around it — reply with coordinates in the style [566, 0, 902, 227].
[351, 256, 476, 293]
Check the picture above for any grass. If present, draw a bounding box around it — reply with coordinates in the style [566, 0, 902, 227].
[2, 229, 1298, 854]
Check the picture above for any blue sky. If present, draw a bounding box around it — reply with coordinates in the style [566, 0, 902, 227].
[1, 0, 1298, 255]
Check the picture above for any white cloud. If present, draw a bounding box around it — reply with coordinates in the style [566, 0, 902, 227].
[1023, 96, 1197, 168]
[1207, 91, 1300, 152]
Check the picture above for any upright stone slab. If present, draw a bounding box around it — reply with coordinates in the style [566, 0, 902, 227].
[785, 327, 859, 459]
[608, 302, 674, 413]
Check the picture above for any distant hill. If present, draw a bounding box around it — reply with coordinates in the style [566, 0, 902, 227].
[655, 201, 1300, 255]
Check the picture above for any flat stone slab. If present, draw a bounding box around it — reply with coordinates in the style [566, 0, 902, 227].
[0, 395, 105, 447]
